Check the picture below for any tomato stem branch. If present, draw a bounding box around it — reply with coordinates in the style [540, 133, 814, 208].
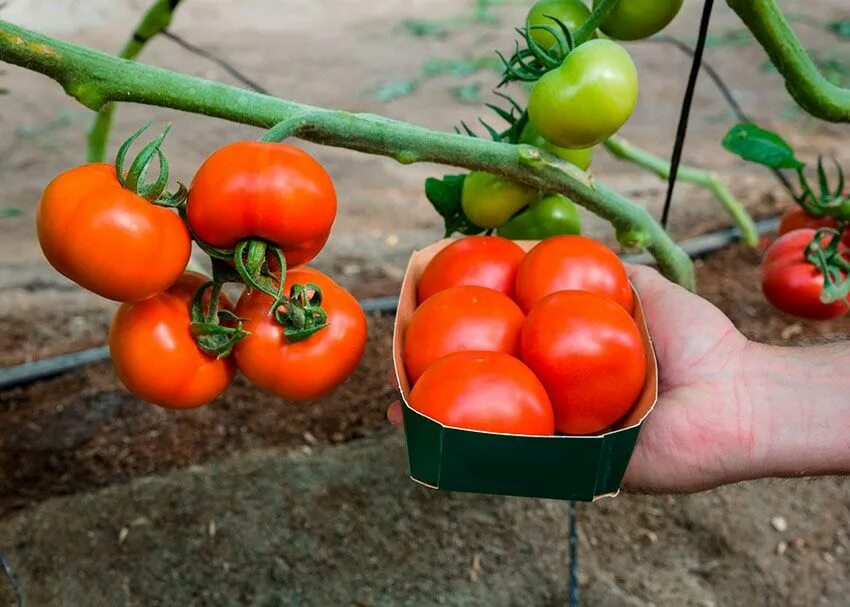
[573, 0, 617, 45]
[0, 19, 694, 289]
[604, 135, 758, 247]
[725, 0, 850, 123]
[86, 0, 185, 161]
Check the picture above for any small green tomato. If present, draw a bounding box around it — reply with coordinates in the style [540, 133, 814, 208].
[461, 172, 539, 229]
[528, 39, 638, 149]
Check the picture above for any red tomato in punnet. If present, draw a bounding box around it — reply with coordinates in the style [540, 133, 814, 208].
[521, 290, 646, 435]
[416, 236, 526, 303]
[761, 229, 849, 321]
[109, 272, 236, 409]
[403, 286, 525, 384]
[409, 351, 555, 435]
[234, 268, 367, 401]
[38, 163, 191, 302]
[514, 235, 633, 314]
[187, 142, 337, 267]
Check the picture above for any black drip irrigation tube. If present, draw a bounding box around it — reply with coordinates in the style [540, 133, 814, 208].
[0, 215, 779, 392]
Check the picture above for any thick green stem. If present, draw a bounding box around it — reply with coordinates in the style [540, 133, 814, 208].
[605, 136, 758, 247]
[726, 0, 850, 123]
[0, 20, 694, 288]
[573, 0, 618, 44]
[86, 0, 184, 161]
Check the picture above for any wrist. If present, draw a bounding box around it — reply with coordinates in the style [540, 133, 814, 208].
[742, 341, 850, 480]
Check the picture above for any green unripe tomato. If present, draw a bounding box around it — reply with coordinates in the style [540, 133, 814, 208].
[461, 172, 539, 229]
[527, 0, 592, 50]
[528, 39, 638, 149]
[498, 194, 581, 240]
[595, 0, 684, 41]
[520, 123, 593, 171]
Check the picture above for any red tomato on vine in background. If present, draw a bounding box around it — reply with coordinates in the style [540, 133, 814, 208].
[234, 268, 367, 401]
[37, 163, 191, 302]
[403, 285, 525, 384]
[777, 206, 850, 246]
[514, 235, 633, 314]
[761, 228, 849, 321]
[521, 290, 646, 435]
[109, 272, 236, 409]
[187, 142, 337, 267]
[416, 236, 526, 303]
[409, 351, 555, 436]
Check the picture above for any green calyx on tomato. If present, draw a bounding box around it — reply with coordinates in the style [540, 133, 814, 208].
[527, 0, 592, 50]
[498, 194, 581, 240]
[528, 39, 639, 149]
[114, 120, 186, 207]
[187, 274, 250, 358]
[595, 0, 684, 41]
[519, 122, 593, 170]
[461, 171, 539, 229]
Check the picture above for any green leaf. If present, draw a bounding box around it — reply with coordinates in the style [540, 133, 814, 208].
[0, 208, 23, 218]
[450, 82, 481, 104]
[373, 79, 419, 103]
[424, 174, 483, 237]
[828, 19, 850, 39]
[401, 19, 449, 39]
[721, 123, 804, 170]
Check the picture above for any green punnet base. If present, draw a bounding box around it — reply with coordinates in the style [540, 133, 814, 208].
[393, 239, 658, 502]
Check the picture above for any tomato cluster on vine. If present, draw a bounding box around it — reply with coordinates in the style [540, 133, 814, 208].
[37, 123, 367, 409]
[427, 0, 686, 246]
[403, 235, 647, 436]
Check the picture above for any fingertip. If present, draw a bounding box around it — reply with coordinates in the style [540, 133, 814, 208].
[387, 401, 404, 427]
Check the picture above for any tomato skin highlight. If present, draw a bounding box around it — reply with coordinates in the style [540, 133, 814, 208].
[37, 163, 191, 302]
[234, 268, 367, 401]
[528, 39, 638, 149]
[109, 272, 236, 409]
[498, 194, 581, 240]
[595, 0, 684, 41]
[527, 0, 592, 50]
[521, 291, 646, 435]
[187, 142, 336, 267]
[404, 286, 525, 384]
[417, 236, 526, 303]
[409, 351, 555, 436]
[761, 229, 849, 321]
[515, 235, 633, 314]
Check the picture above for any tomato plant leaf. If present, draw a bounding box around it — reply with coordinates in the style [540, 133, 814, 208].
[424, 174, 483, 237]
[722, 123, 805, 170]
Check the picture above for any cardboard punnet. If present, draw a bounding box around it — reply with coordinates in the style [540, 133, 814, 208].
[393, 239, 658, 502]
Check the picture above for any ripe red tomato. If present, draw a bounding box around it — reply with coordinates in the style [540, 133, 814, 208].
[187, 142, 336, 267]
[37, 163, 191, 302]
[109, 272, 236, 409]
[514, 235, 632, 314]
[234, 268, 367, 400]
[762, 229, 849, 320]
[404, 286, 524, 384]
[778, 206, 838, 235]
[522, 291, 646, 435]
[417, 236, 526, 303]
[408, 351, 555, 435]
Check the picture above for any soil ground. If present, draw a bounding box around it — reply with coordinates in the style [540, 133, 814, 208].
[0, 0, 849, 605]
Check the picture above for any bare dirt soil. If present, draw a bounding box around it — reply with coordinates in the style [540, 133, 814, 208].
[1, 0, 849, 605]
